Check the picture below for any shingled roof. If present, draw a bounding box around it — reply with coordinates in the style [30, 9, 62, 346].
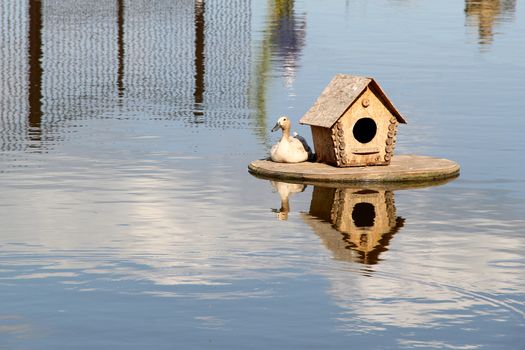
[299, 74, 406, 128]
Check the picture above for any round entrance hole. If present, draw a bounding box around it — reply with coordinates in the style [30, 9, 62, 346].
[353, 117, 377, 144]
[352, 202, 376, 227]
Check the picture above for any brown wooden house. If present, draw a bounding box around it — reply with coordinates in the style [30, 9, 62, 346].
[300, 74, 407, 167]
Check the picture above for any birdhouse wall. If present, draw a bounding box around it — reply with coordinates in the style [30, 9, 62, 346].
[336, 87, 398, 167]
[311, 126, 338, 165]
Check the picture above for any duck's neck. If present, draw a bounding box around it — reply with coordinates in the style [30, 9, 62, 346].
[281, 195, 290, 211]
[281, 125, 291, 141]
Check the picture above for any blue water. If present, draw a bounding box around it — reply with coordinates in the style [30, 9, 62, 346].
[1, 0, 524, 349]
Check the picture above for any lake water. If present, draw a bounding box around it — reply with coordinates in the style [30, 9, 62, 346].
[1, 0, 525, 349]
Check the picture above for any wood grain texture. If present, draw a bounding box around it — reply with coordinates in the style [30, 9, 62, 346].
[299, 74, 406, 128]
[300, 75, 407, 168]
[311, 126, 337, 165]
[300, 75, 371, 128]
[339, 87, 393, 166]
[248, 154, 460, 184]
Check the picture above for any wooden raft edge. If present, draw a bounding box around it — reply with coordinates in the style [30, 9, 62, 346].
[248, 155, 460, 185]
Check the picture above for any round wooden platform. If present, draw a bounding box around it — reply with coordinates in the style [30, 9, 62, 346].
[248, 154, 460, 185]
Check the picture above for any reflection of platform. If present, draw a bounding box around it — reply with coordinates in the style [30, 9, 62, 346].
[249, 154, 459, 184]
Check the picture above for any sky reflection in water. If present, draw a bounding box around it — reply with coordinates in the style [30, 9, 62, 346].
[0, 0, 525, 349]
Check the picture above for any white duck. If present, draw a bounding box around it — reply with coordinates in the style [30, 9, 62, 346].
[270, 116, 314, 163]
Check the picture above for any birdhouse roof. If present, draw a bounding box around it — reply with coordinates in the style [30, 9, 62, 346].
[299, 74, 407, 128]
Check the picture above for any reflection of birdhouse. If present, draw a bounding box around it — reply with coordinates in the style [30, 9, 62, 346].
[305, 186, 404, 264]
[300, 74, 406, 167]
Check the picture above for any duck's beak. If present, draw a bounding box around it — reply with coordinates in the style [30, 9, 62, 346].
[271, 122, 281, 132]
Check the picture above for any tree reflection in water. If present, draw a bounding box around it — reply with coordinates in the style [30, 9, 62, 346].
[465, 0, 516, 49]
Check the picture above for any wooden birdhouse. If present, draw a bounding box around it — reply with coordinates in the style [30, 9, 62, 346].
[300, 74, 407, 167]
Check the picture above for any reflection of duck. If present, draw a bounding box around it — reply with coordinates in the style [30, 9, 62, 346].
[270, 116, 313, 163]
[303, 186, 405, 265]
[270, 180, 306, 221]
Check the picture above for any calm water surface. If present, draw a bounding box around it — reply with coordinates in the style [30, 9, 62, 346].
[1, 0, 525, 349]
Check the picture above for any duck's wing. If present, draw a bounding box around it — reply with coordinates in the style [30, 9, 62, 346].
[270, 141, 281, 162]
[292, 132, 311, 153]
[293, 133, 316, 162]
